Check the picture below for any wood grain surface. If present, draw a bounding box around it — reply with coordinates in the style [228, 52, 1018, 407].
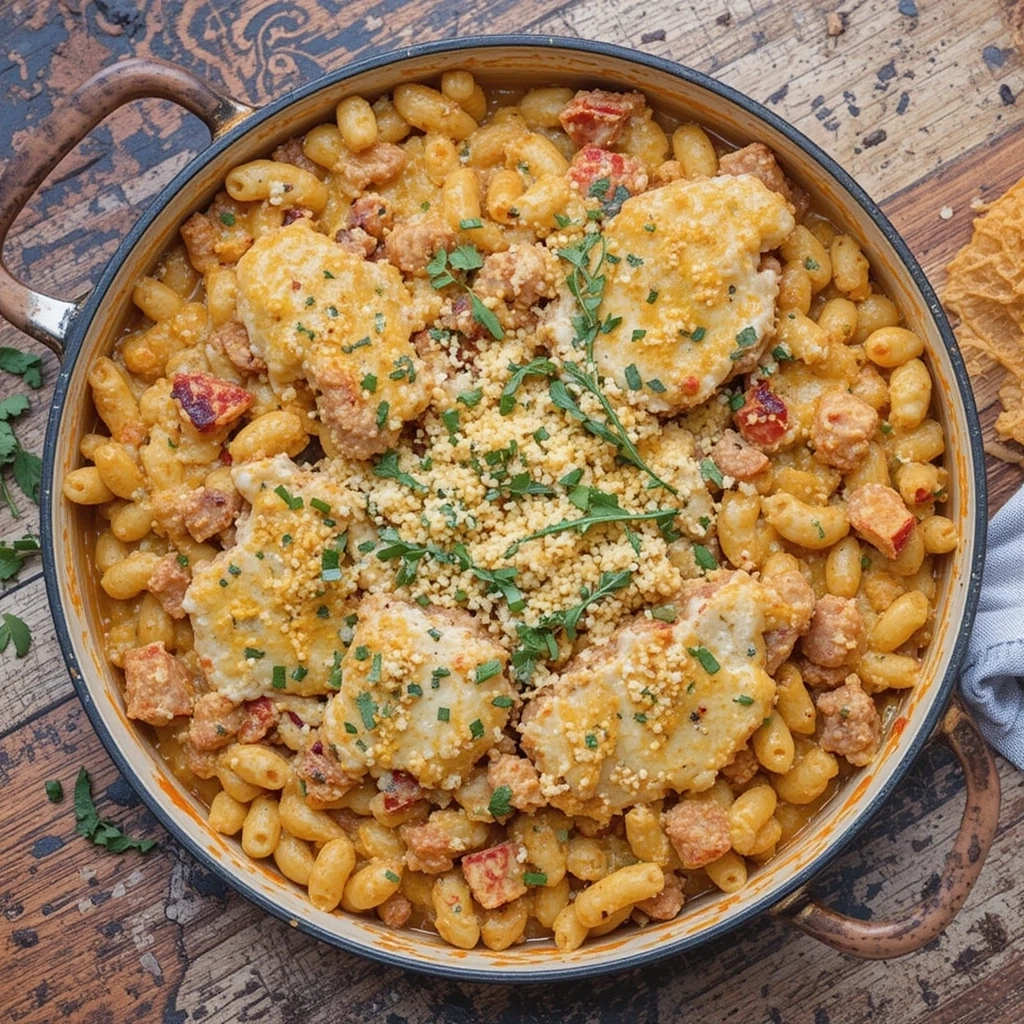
[2, 1, 1024, 1021]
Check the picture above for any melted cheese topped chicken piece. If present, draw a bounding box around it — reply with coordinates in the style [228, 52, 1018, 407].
[183, 454, 362, 702]
[519, 571, 775, 822]
[321, 594, 516, 789]
[235, 219, 431, 458]
[592, 174, 795, 414]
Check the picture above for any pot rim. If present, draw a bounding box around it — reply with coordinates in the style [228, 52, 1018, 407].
[39, 33, 987, 982]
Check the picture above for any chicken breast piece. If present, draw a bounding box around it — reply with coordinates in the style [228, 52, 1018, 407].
[321, 594, 516, 789]
[589, 175, 794, 414]
[519, 571, 776, 822]
[183, 454, 363, 702]
[235, 220, 430, 458]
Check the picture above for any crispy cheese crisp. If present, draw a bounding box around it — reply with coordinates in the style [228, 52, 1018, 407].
[943, 177, 1024, 454]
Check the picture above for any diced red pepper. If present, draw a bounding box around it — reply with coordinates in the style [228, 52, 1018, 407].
[460, 840, 529, 910]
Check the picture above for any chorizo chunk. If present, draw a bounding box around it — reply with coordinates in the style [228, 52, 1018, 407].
[559, 89, 647, 148]
[294, 739, 357, 807]
[376, 891, 413, 929]
[349, 193, 393, 240]
[846, 483, 916, 560]
[734, 381, 789, 450]
[180, 212, 220, 274]
[334, 226, 377, 258]
[334, 141, 406, 196]
[634, 871, 684, 922]
[717, 142, 809, 220]
[179, 485, 243, 543]
[384, 215, 457, 274]
[271, 137, 321, 176]
[796, 658, 851, 691]
[720, 746, 759, 787]
[237, 696, 279, 744]
[400, 820, 455, 874]
[816, 676, 881, 766]
[812, 391, 879, 472]
[147, 552, 189, 620]
[474, 244, 559, 310]
[171, 372, 253, 433]
[711, 428, 770, 480]
[801, 595, 865, 668]
[487, 753, 544, 814]
[123, 642, 194, 726]
[661, 799, 731, 869]
[189, 692, 245, 751]
[211, 321, 266, 375]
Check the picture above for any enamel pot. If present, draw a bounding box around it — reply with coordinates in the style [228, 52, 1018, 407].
[0, 36, 999, 980]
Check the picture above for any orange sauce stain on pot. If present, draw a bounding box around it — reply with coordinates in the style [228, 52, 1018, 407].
[156, 773, 207, 826]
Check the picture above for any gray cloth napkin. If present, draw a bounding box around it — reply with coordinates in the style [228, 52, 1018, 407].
[960, 484, 1024, 769]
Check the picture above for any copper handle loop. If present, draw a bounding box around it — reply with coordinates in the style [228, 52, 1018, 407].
[0, 56, 253, 354]
[772, 699, 1000, 958]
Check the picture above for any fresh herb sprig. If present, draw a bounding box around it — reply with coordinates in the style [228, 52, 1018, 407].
[510, 569, 633, 682]
[427, 245, 504, 341]
[73, 767, 158, 853]
[372, 450, 429, 494]
[0, 612, 31, 657]
[504, 485, 678, 558]
[0, 395, 42, 517]
[0, 534, 40, 582]
[0, 348, 43, 389]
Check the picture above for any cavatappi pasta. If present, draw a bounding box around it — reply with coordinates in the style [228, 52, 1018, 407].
[68, 73, 956, 952]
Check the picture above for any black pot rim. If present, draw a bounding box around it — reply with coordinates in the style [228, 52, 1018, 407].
[40, 33, 988, 983]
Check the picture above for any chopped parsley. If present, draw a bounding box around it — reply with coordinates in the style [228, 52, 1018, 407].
[356, 691, 378, 730]
[488, 785, 513, 817]
[688, 645, 721, 674]
[74, 767, 157, 854]
[473, 659, 502, 683]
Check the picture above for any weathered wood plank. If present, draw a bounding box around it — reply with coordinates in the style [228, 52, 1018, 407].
[528, 0, 1024, 206]
[2, 1, 1024, 1021]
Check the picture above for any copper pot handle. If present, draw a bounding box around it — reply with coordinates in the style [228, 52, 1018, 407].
[771, 699, 1000, 958]
[0, 57, 254, 356]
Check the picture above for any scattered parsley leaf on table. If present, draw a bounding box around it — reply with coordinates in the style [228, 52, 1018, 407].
[0, 534, 40, 582]
[73, 767, 158, 854]
[0, 612, 31, 657]
[0, 393, 42, 516]
[0, 347, 43, 389]
[45, 780, 63, 803]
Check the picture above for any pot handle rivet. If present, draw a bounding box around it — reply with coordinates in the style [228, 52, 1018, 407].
[770, 698, 1000, 958]
[0, 57, 255, 357]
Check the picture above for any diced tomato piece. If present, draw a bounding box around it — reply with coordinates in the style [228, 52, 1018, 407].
[734, 381, 789, 447]
[460, 840, 529, 910]
[171, 372, 253, 433]
[567, 145, 649, 202]
[377, 770, 422, 814]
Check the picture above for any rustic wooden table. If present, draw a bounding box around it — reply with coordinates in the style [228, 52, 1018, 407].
[2, 0, 1023, 1021]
